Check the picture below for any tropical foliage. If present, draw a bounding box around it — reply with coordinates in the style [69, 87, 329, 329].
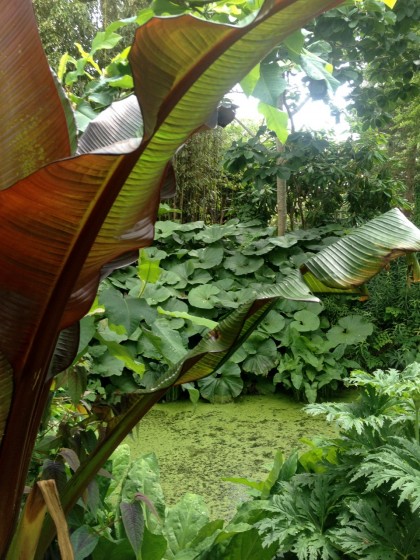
[224, 127, 409, 227]
[0, 0, 374, 556]
[50, 364, 420, 559]
[0, 0, 418, 557]
[69, 218, 375, 408]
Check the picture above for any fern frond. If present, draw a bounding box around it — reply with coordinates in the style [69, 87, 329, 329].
[353, 436, 420, 512]
[332, 497, 420, 559]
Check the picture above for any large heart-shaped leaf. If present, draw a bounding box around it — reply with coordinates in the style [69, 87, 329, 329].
[197, 362, 243, 403]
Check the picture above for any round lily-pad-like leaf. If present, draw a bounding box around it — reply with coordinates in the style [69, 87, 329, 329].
[242, 239, 274, 256]
[143, 285, 173, 306]
[327, 315, 374, 347]
[241, 334, 278, 370]
[258, 310, 286, 335]
[189, 269, 213, 285]
[197, 362, 243, 403]
[290, 310, 320, 332]
[242, 337, 278, 376]
[268, 235, 298, 248]
[189, 244, 224, 269]
[224, 254, 264, 275]
[188, 284, 220, 309]
[217, 288, 255, 309]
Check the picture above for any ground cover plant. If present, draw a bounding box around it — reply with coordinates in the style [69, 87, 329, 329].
[236, 363, 420, 559]
[72, 218, 375, 407]
[0, 0, 417, 558]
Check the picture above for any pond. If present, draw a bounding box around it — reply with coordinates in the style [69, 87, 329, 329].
[127, 393, 338, 520]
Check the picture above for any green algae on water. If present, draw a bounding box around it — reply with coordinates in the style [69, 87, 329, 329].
[126, 394, 337, 520]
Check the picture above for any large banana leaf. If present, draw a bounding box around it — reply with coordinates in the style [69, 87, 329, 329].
[0, 0, 351, 552]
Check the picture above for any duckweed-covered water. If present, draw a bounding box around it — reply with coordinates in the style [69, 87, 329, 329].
[127, 394, 337, 520]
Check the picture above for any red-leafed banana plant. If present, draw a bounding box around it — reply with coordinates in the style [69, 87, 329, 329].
[0, 0, 417, 557]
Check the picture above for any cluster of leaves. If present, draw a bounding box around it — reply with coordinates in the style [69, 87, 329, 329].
[352, 260, 420, 370]
[67, 218, 376, 408]
[224, 127, 409, 227]
[228, 363, 420, 559]
[311, 0, 420, 129]
[54, 444, 278, 560]
[52, 364, 420, 559]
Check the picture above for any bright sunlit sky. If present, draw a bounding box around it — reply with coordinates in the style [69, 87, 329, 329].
[229, 83, 352, 139]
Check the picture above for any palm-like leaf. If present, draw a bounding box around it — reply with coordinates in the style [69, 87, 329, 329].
[0, 1, 73, 191]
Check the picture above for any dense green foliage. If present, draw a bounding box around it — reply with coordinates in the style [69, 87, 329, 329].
[224, 128, 409, 228]
[62, 219, 381, 409]
[47, 364, 420, 559]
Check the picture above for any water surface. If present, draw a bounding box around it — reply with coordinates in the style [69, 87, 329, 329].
[128, 394, 336, 519]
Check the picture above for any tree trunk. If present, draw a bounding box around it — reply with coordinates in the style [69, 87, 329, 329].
[276, 96, 287, 235]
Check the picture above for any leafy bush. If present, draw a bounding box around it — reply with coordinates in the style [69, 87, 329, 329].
[70, 219, 376, 407]
[228, 363, 420, 560]
[224, 128, 409, 228]
[56, 364, 420, 559]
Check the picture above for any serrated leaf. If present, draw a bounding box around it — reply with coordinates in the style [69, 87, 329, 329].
[164, 494, 210, 558]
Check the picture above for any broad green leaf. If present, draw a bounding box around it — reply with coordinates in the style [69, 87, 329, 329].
[224, 254, 264, 276]
[326, 315, 374, 346]
[92, 538, 136, 560]
[143, 285, 173, 305]
[303, 209, 420, 291]
[138, 251, 163, 285]
[96, 334, 145, 377]
[157, 307, 218, 330]
[91, 31, 122, 54]
[65, 367, 87, 405]
[99, 288, 144, 336]
[283, 29, 305, 55]
[252, 64, 287, 106]
[300, 49, 340, 92]
[222, 528, 276, 560]
[198, 362, 243, 403]
[258, 310, 286, 334]
[188, 285, 221, 309]
[123, 453, 166, 533]
[143, 322, 188, 366]
[106, 444, 132, 508]
[240, 64, 261, 96]
[243, 337, 278, 376]
[217, 288, 256, 309]
[141, 526, 167, 560]
[189, 270, 213, 286]
[189, 245, 224, 269]
[164, 494, 210, 559]
[257, 102, 288, 143]
[290, 310, 320, 332]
